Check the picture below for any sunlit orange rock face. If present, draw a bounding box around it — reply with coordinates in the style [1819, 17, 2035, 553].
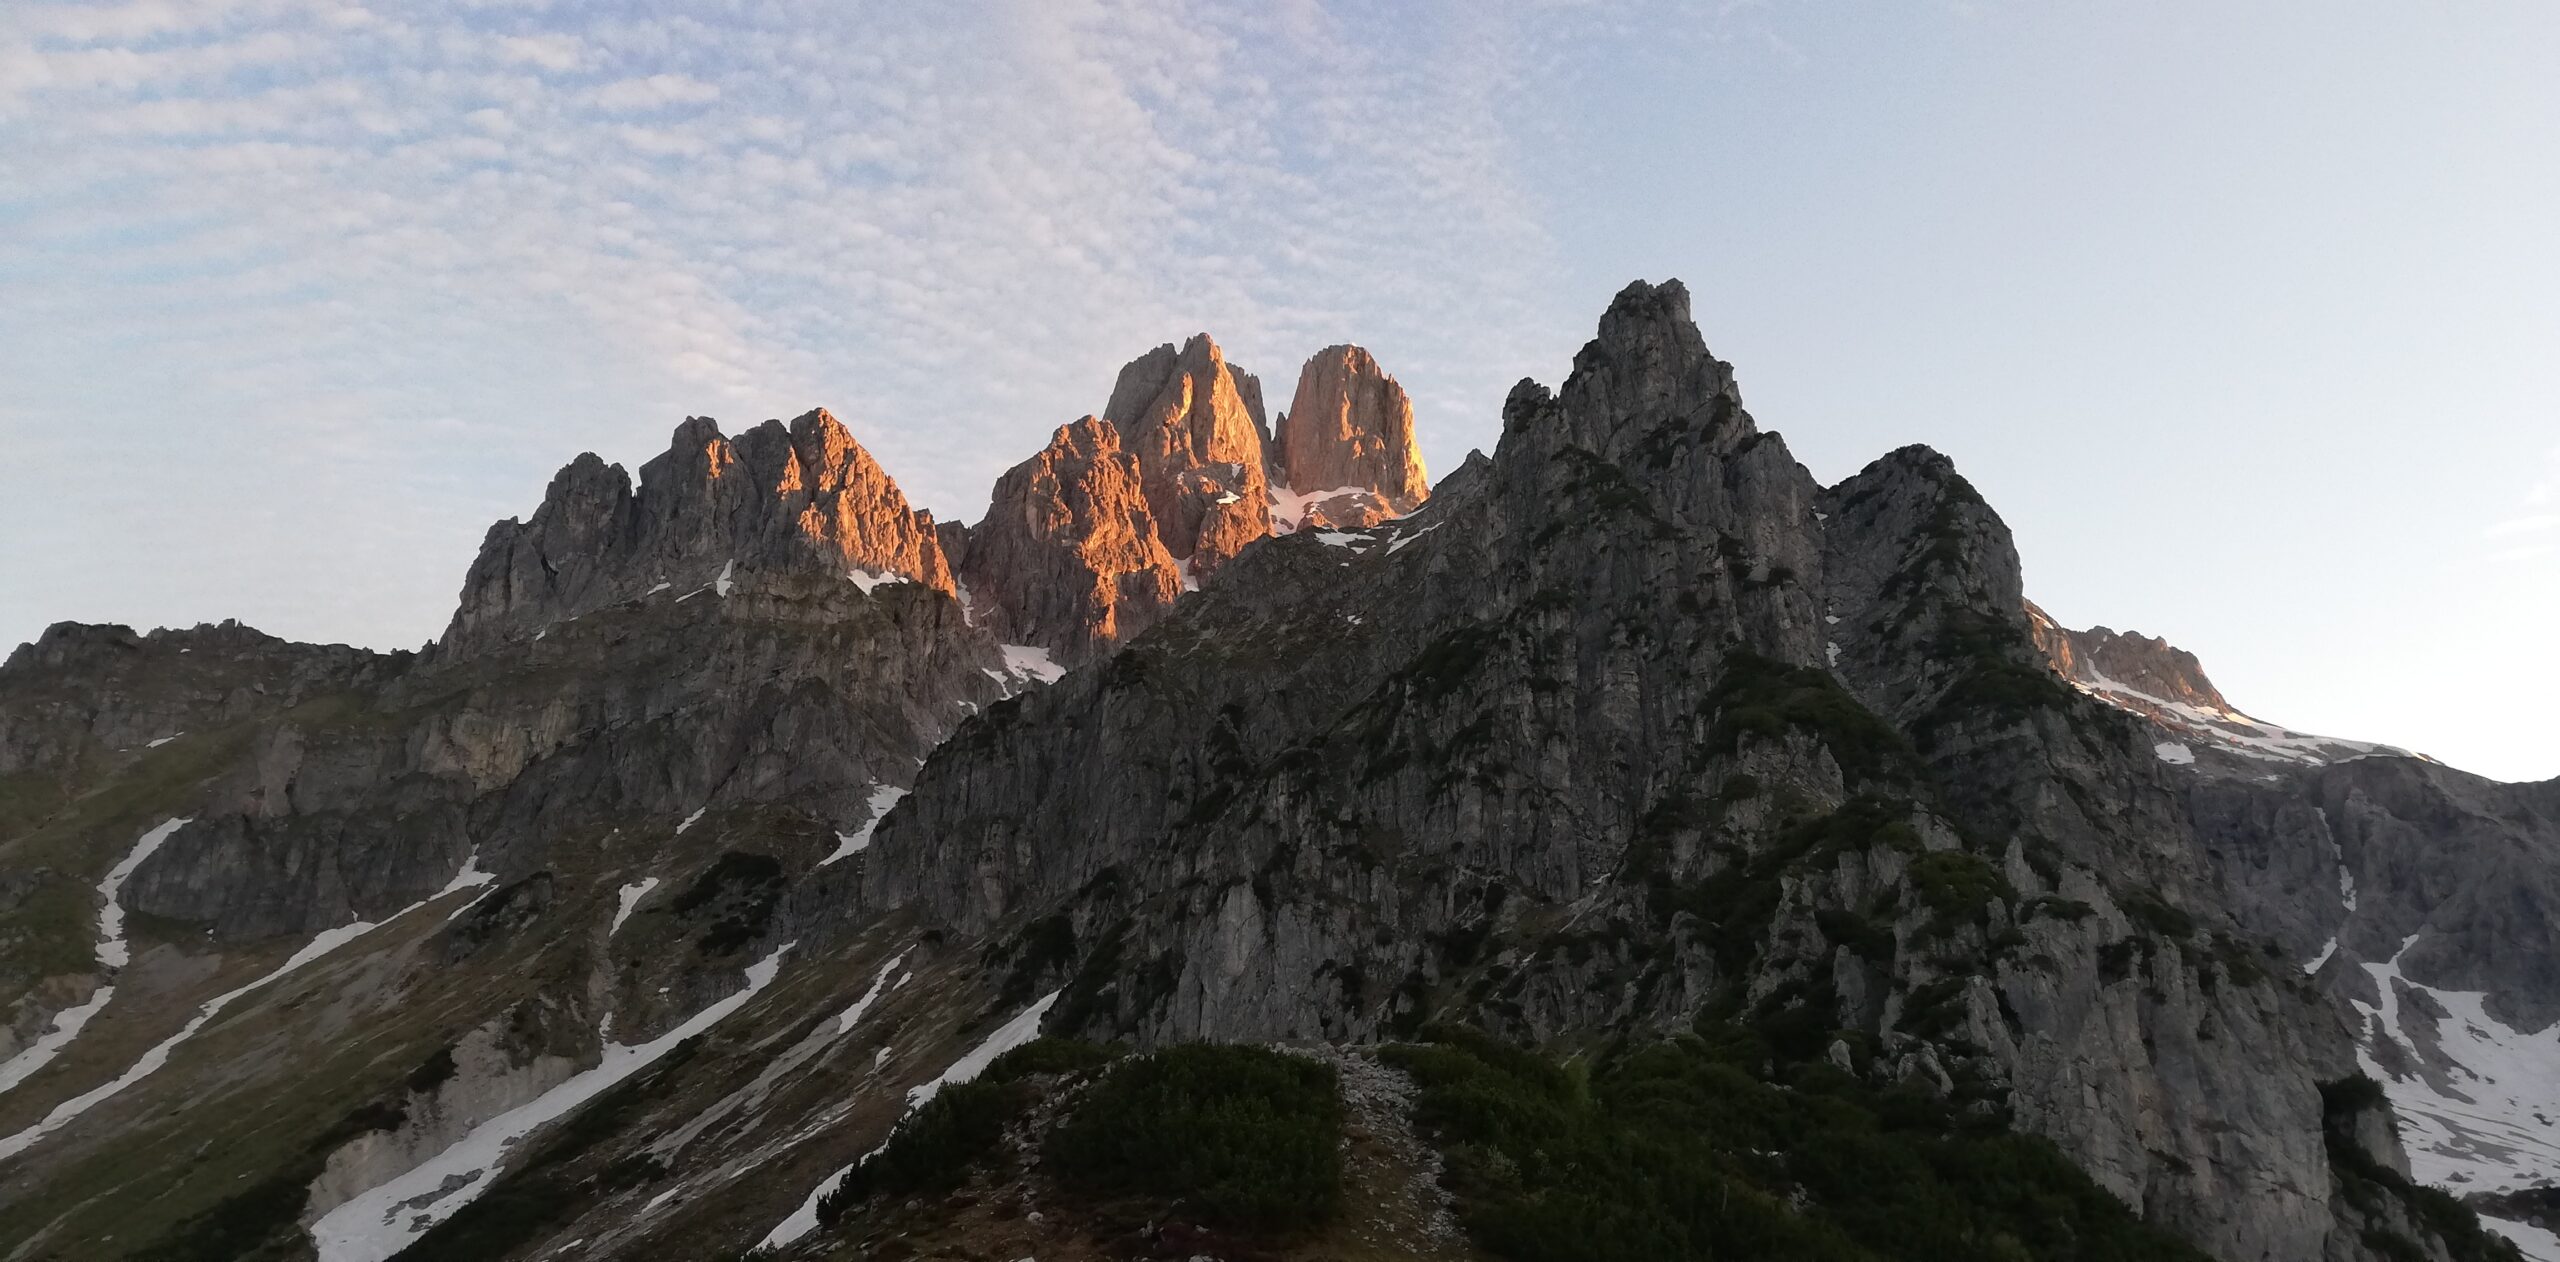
[959, 417, 1182, 665]
[444, 410, 952, 652]
[1100, 334, 1274, 580]
[1273, 344, 1429, 529]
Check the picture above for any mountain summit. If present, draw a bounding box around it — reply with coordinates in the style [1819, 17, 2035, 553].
[0, 283, 2544, 1262]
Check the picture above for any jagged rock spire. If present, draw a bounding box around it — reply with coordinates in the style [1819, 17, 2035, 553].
[1273, 344, 1428, 530]
[959, 417, 1183, 665]
[1100, 334, 1274, 579]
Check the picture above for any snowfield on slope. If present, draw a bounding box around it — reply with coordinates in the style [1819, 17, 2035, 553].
[0, 848, 496, 1163]
[0, 818, 190, 1097]
[2354, 936, 2560, 1260]
[310, 944, 796, 1262]
[760, 989, 1060, 1251]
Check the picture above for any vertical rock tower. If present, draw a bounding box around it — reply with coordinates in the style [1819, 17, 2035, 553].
[956, 417, 1184, 665]
[1274, 344, 1429, 528]
[1099, 335, 1276, 580]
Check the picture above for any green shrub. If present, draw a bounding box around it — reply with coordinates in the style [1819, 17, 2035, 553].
[818, 1038, 1117, 1228]
[1384, 1029, 2213, 1262]
[2119, 891, 2197, 940]
[1707, 652, 1914, 786]
[832, 1075, 1031, 1209]
[1046, 1043, 1343, 1232]
[1910, 851, 2014, 922]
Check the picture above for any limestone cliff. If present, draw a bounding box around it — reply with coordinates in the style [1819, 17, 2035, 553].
[956, 417, 1183, 666]
[1099, 335, 1274, 579]
[1274, 344, 1429, 529]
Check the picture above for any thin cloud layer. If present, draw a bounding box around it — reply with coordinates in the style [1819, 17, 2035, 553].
[0, 0, 1565, 649]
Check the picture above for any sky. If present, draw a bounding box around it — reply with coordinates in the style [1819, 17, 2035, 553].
[0, 0, 2553, 782]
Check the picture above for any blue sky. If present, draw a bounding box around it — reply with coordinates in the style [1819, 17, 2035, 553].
[1, 1, 2554, 781]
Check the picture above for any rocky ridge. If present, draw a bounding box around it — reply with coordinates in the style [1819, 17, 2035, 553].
[0, 284, 2536, 1262]
[443, 409, 957, 656]
[851, 282, 2473, 1262]
[2028, 600, 2409, 771]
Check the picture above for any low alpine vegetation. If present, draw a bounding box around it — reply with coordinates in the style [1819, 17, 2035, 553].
[1385, 1025, 2212, 1262]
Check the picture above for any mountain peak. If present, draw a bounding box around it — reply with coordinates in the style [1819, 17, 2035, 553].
[1531, 277, 1752, 466]
[958, 415, 1182, 664]
[1098, 333, 1273, 578]
[441, 412, 952, 653]
[1273, 343, 1429, 530]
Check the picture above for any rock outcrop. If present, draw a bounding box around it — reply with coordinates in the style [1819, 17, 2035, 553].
[1273, 345, 1429, 529]
[0, 621, 391, 780]
[1099, 335, 1274, 579]
[2026, 603, 2407, 769]
[956, 417, 1184, 665]
[2027, 600, 2232, 712]
[443, 410, 954, 654]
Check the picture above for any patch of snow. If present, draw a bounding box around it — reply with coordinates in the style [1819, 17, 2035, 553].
[646, 580, 672, 596]
[1268, 484, 1372, 534]
[2153, 742, 2196, 766]
[611, 877, 661, 936]
[675, 807, 706, 835]
[2484, 1215, 2560, 1262]
[1385, 523, 1441, 555]
[760, 990, 1059, 1252]
[435, 850, 503, 923]
[1312, 530, 1369, 549]
[311, 944, 796, 1262]
[1001, 644, 1065, 687]
[2304, 937, 2339, 975]
[2340, 863, 2359, 912]
[0, 818, 192, 1097]
[834, 951, 910, 1035]
[1824, 614, 1840, 625]
[2352, 934, 2560, 1200]
[145, 734, 180, 749]
[0, 914, 394, 1162]
[713, 559, 737, 597]
[1173, 557, 1200, 593]
[847, 568, 910, 595]
[439, 851, 498, 899]
[1825, 641, 1841, 668]
[821, 786, 907, 866]
[2072, 666, 2402, 768]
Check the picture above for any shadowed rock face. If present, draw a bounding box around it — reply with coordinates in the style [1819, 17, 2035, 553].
[0, 279, 2526, 1262]
[849, 280, 2424, 1262]
[1099, 334, 1274, 578]
[957, 417, 1183, 665]
[442, 409, 953, 655]
[1275, 345, 1428, 528]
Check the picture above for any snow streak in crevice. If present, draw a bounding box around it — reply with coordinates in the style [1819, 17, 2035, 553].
[759, 989, 1059, 1251]
[0, 818, 191, 1098]
[310, 943, 797, 1262]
